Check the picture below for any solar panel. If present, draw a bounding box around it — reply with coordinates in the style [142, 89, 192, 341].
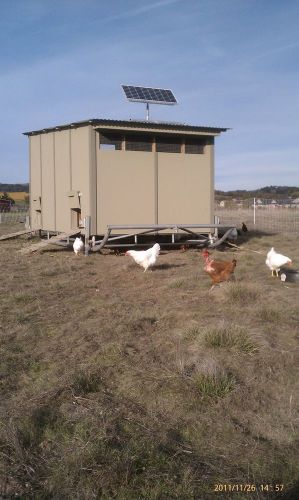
[122, 85, 177, 105]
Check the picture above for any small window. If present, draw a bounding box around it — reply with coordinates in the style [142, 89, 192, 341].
[101, 143, 118, 150]
[156, 136, 181, 153]
[125, 135, 152, 152]
[185, 138, 205, 154]
[100, 133, 122, 150]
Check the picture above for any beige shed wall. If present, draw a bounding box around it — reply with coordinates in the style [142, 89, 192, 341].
[96, 150, 156, 234]
[157, 148, 213, 225]
[70, 127, 93, 221]
[29, 126, 97, 233]
[41, 133, 55, 230]
[54, 130, 71, 231]
[30, 135, 42, 229]
[28, 124, 217, 235]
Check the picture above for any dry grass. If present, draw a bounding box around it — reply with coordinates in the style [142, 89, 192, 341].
[0, 223, 298, 498]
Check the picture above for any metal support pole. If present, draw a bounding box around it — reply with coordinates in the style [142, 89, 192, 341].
[146, 102, 149, 121]
[253, 197, 256, 225]
[214, 215, 219, 238]
[84, 216, 91, 256]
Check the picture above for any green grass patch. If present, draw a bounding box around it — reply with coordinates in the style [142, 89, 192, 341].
[225, 283, 260, 304]
[193, 371, 235, 399]
[15, 311, 31, 324]
[14, 293, 36, 304]
[258, 307, 282, 322]
[203, 324, 258, 354]
[168, 279, 186, 288]
[15, 405, 59, 449]
[185, 325, 203, 340]
[40, 269, 61, 277]
[71, 369, 103, 395]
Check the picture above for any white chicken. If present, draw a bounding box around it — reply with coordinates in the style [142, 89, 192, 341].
[73, 236, 84, 255]
[125, 243, 160, 272]
[265, 247, 292, 277]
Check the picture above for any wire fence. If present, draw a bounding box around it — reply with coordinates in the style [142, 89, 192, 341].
[0, 205, 29, 224]
[216, 198, 299, 234]
[1, 200, 299, 235]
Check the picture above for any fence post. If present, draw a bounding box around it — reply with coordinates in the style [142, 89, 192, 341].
[253, 197, 256, 226]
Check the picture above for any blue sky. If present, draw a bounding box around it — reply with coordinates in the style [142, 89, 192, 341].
[1, 0, 298, 190]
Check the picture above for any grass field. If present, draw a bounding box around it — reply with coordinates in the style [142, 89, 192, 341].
[0, 223, 298, 499]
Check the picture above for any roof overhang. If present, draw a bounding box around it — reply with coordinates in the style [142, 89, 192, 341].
[23, 118, 230, 137]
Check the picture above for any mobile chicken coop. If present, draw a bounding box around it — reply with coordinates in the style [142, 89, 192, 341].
[23, 113, 234, 250]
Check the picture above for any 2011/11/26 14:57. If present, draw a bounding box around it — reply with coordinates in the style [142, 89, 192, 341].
[213, 483, 284, 492]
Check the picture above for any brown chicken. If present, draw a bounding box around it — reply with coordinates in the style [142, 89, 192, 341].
[202, 249, 237, 289]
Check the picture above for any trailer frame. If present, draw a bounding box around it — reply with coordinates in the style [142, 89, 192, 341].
[90, 223, 237, 252]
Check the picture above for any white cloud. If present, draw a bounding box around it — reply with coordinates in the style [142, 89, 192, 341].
[102, 0, 183, 22]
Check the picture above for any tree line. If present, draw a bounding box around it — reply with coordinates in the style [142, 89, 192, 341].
[215, 185, 299, 199]
[0, 183, 29, 192]
[1, 183, 299, 199]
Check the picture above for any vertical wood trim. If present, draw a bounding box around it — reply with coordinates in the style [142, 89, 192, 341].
[40, 135, 43, 228]
[152, 136, 156, 153]
[29, 137, 32, 228]
[94, 129, 98, 234]
[89, 126, 97, 234]
[69, 129, 72, 190]
[69, 129, 72, 228]
[155, 151, 158, 224]
[53, 133, 57, 230]
[209, 141, 215, 225]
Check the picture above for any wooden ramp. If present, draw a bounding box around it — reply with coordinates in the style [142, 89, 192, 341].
[19, 231, 78, 254]
[0, 229, 36, 241]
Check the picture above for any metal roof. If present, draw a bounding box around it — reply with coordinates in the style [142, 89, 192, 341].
[23, 118, 229, 136]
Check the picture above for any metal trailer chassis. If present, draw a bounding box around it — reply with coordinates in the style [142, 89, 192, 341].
[89, 223, 237, 252]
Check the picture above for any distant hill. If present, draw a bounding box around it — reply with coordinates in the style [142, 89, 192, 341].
[0, 183, 29, 193]
[215, 185, 299, 199]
